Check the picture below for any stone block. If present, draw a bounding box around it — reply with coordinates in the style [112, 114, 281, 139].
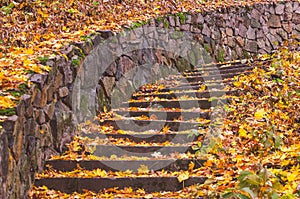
[250, 19, 261, 28]
[30, 74, 47, 89]
[235, 36, 245, 47]
[227, 37, 234, 48]
[283, 13, 293, 21]
[41, 86, 48, 107]
[257, 39, 266, 49]
[196, 14, 204, 24]
[58, 87, 69, 98]
[186, 15, 192, 24]
[63, 64, 73, 85]
[99, 76, 116, 98]
[13, 122, 23, 162]
[32, 88, 42, 108]
[44, 103, 55, 121]
[47, 84, 54, 103]
[285, 2, 293, 13]
[225, 28, 233, 37]
[54, 72, 63, 90]
[168, 16, 175, 27]
[256, 30, 265, 39]
[251, 8, 261, 20]
[268, 15, 281, 28]
[238, 23, 247, 38]
[180, 24, 190, 31]
[294, 2, 300, 13]
[245, 41, 258, 53]
[275, 4, 285, 15]
[246, 26, 256, 40]
[202, 24, 211, 36]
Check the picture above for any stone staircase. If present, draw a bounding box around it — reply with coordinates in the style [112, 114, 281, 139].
[32, 61, 253, 197]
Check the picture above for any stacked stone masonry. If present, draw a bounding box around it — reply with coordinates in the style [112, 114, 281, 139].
[0, 1, 299, 198]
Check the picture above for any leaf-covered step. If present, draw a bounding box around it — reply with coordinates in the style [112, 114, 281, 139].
[34, 176, 207, 193]
[190, 62, 252, 72]
[81, 132, 200, 143]
[113, 109, 211, 121]
[183, 66, 253, 76]
[168, 71, 251, 83]
[158, 84, 231, 93]
[139, 80, 233, 93]
[45, 159, 206, 172]
[132, 90, 236, 100]
[99, 119, 204, 131]
[90, 145, 195, 157]
[123, 98, 229, 109]
[30, 184, 206, 198]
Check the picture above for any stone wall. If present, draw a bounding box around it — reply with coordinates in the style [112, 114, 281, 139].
[0, 1, 299, 198]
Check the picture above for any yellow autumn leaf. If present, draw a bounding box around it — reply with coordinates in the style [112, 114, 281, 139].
[94, 168, 107, 177]
[0, 96, 16, 109]
[204, 159, 213, 167]
[254, 108, 266, 120]
[287, 172, 297, 182]
[137, 164, 149, 174]
[162, 126, 170, 134]
[23, 59, 31, 67]
[177, 171, 189, 183]
[41, 65, 51, 72]
[103, 106, 107, 113]
[238, 127, 247, 138]
[24, 48, 34, 55]
[233, 81, 242, 87]
[188, 162, 195, 171]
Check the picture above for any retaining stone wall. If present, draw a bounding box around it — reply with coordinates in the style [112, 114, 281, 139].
[0, 1, 299, 198]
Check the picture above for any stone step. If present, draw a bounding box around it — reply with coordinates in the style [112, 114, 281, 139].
[34, 176, 207, 193]
[132, 90, 237, 100]
[90, 145, 195, 157]
[156, 84, 231, 93]
[171, 79, 233, 87]
[99, 119, 205, 131]
[45, 159, 206, 172]
[167, 71, 251, 83]
[139, 80, 233, 93]
[191, 62, 252, 72]
[123, 98, 229, 109]
[81, 131, 200, 143]
[183, 66, 253, 76]
[113, 109, 210, 121]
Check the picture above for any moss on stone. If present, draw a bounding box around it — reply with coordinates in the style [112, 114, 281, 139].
[203, 43, 212, 54]
[0, 108, 16, 116]
[243, 50, 250, 59]
[175, 12, 187, 24]
[217, 49, 225, 62]
[163, 20, 169, 29]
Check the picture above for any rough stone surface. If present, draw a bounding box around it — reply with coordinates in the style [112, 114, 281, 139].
[275, 4, 285, 15]
[247, 26, 256, 40]
[225, 28, 233, 37]
[238, 23, 248, 38]
[58, 87, 69, 98]
[202, 23, 211, 36]
[245, 41, 258, 53]
[268, 15, 281, 28]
